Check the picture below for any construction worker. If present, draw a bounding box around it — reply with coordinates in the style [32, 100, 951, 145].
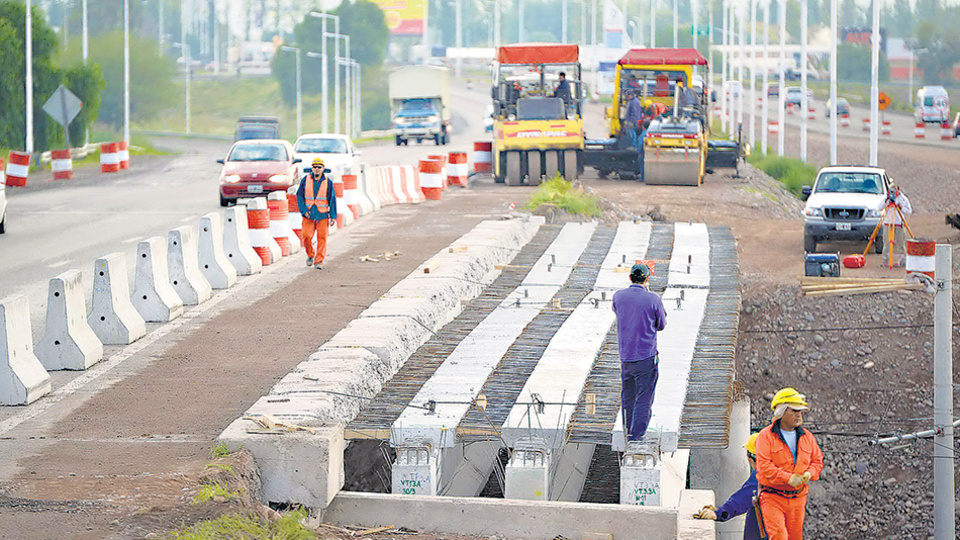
[881, 183, 912, 267]
[553, 71, 572, 108]
[296, 157, 337, 270]
[612, 263, 667, 442]
[755, 388, 824, 540]
[624, 90, 643, 149]
[693, 433, 762, 540]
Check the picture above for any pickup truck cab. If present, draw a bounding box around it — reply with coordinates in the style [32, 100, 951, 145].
[802, 166, 891, 253]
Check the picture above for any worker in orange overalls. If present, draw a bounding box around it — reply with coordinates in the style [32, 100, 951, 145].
[296, 157, 337, 270]
[755, 387, 824, 540]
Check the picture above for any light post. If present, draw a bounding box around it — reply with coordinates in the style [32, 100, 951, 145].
[336, 57, 352, 137]
[800, 0, 808, 162]
[455, 0, 463, 76]
[777, 0, 785, 156]
[829, 0, 837, 164]
[25, 0, 33, 154]
[673, 0, 678, 47]
[307, 51, 327, 133]
[172, 43, 192, 135]
[82, 0, 88, 63]
[748, 0, 756, 151]
[280, 46, 302, 137]
[650, 0, 656, 48]
[124, 0, 131, 145]
[327, 33, 350, 135]
[761, 0, 770, 156]
[628, 20, 638, 44]
[309, 11, 340, 133]
[869, 0, 880, 165]
[494, 0, 501, 47]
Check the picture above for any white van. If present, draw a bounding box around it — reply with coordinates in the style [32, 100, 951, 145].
[915, 85, 950, 124]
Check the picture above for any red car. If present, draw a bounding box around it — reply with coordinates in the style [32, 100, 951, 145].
[217, 139, 302, 206]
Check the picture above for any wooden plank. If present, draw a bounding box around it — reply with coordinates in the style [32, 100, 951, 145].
[344, 428, 392, 440]
[804, 283, 923, 297]
[422, 260, 441, 274]
[448, 246, 469, 253]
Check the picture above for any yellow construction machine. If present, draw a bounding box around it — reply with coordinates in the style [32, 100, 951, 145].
[491, 43, 585, 185]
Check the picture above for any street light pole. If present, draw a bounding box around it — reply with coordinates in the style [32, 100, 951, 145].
[309, 11, 339, 133]
[307, 51, 328, 132]
[124, 0, 131, 144]
[829, 0, 837, 164]
[181, 1, 191, 135]
[800, 0, 808, 162]
[692, 0, 699, 51]
[82, 0, 88, 63]
[761, 0, 770, 156]
[650, 0, 656, 48]
[749, 0, 756, 150]
[777, 0, 785, 156]
[25, 0, 33, 154]
[673, 0, 678, 48]
[494, 0, 500, 47]
[280, 46, 302, 137]
[869, 0, 879, 165]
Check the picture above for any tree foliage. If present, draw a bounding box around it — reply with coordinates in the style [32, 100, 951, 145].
[837, 42, 889, 82]
[914, 21, 960, 85]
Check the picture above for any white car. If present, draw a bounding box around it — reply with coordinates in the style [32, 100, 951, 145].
[293, 133, 362, 177]
[801, 166, 891, 253]
[484, 104, 494, 132]
[0, 173, 6, 234]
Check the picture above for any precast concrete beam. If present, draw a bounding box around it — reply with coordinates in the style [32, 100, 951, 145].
[438, 441, 502, 497]
[549, 442, 596, 502]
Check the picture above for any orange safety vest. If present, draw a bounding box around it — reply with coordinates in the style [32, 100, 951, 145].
[305, 175, 330, 213]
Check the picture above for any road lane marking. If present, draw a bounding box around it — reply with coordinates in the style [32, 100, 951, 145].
[47, 259, 72, 268]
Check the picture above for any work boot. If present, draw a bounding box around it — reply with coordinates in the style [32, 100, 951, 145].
[306, 257, 314, 267]
[314, 262, 323, 270]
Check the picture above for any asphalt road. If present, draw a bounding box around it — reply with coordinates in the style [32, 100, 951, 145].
[0, 80, 489, 337]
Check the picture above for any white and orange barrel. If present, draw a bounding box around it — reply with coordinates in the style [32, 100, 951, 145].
[419, 159, 444, 200]
[915, 122, 926, 138]
[51, 148, 73, 180]
[100, 143, 120, 173]
[246, 197, 274, 266]
[286, 186, 302, 241]
[472, 142, 492, 174]
[881, 120, 892, 136]
[861, 118, 870, 132]
[786, 103, 795, 115]
[840, 113, 850, 127]
[767, 121, 779, 134]
[267, 191, 291, 256]
[447, 152, 469, 187]
[906, 238, 936, 281]
[428, 154, 448, 188]
[117, 140, 130, 169]
[807, 107, 816, 120]
[333, 176, 348, 228]
[342, 174, 361, 219]
[5, 151, 30, 187]
[942, 122, 952, 140]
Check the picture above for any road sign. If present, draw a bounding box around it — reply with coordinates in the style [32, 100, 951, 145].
[42, 85, 82, 127]
[878, 92, 891, 111]
[934, 96, 949, 112]
[691, 25, 711, 36]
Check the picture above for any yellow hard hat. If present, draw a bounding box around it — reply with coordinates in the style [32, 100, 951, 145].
[744, 433, 760, 456]
[770, 387, 809, 411]
[311, 157, 325, 167]
[643, 99, 653, 107]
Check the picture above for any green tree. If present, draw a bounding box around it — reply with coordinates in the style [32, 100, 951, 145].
[839, 0, 860, 27]
[838, 42, 889, 82]
[63, 63, 105, 143]
[914, 21, 960, 85]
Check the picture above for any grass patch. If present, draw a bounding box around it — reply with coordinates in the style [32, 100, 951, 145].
[192, 483, 239, 505]
[206, 463, 235, 474]
[748, 153, 816, 195]
[525, 176, 601, 217]
[164, 509, 315, 540]
[210, 443, 235, 459]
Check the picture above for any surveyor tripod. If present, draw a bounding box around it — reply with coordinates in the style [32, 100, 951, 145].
[862, 197, 914, 269]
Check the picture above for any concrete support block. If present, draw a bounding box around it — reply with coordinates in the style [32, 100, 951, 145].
[504, 439, 551, 501]
[0, 295, 52, 405]
[35, 270, 104, 371]
[392, 442, 440, 496]
[199, 213, 238, 289]
[88, 253, 147, 345]
[132, 237, 184, 323]
[218, 417, 345, 508]
[167, 226, 213, 305]
[223, 206, 263, 276]
[325, 491, 679, 540]
[621, 441, 663, 507]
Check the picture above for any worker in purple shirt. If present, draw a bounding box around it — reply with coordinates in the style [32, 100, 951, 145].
[612, 262, 667, 442]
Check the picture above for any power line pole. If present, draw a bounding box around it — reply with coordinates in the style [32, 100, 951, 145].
[868, 0, 880, 165]
[455, 0, 463, 77]
[748, 0, 756, 151]
[124, 0, 131, 144]
[25, 0, 34, 154]
[761, 0, 769, 156]
[777, 0, 785, 156]
[800, 0, 808, 161]
[933, 244, 955, 540]
[650, 0, 656, 48]
[829, 0, 837, 164]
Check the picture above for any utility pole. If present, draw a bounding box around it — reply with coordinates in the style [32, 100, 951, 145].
[519, 0, 525, 42]
[213, 0, 220, 75]
[800, 0, 808, 161]
[455, 0, 463, 77]
[280, 46, 301, 137]
[868, 0, 880, 165]
[182, 0, 191, 135]
[777, 0, 785, 156]
[494, 0, 500, 48]
[673, 0, 678, 47]
[650, 0, 656, 48]
[82, 0, 88, 62]
[933, 244, 956, 540]
[593, 0, 598, 45]
[25, 0, 33, 154]
[721, 0, 728, 134]
[829, 0, 837, 164]
[158, 0, 164, 55]
[761, 0, 769, 156]
[309, 11, 338, 133]
[737, 2, 744, 133]
[692, 0, 698, 51]
[562, 0, 568, 43]
[748, 0, 756, 150]
[124, 0, 131, 144]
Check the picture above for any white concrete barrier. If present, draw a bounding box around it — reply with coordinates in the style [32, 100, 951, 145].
[199, 213, 238, 289]
[360, 167, 381, 213]
[223, 206, 263, 276]
[0, 295, 52, 405]
[88, 253, 147, 345]
[35, 270, 104, 371]
[168, 226, 213, 306]
[132, 237, 185, 322]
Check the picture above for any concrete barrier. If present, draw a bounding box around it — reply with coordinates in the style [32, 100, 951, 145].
[167, 226, 213, 305]
[223, 206, 263, 276]
[199, 213, 239, 289]
[35, 270, 104, 371]
[88, 253, 147, 345]
[0, 295, 52, 405]
[286, 188, 303, 247]
[357, 166, 379, 215]
[132, 237, 185, 322]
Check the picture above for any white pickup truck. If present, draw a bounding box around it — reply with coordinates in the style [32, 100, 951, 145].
[801, 166, 892, 253]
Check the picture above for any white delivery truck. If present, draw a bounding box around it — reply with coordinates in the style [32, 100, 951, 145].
[388, 66, 451, 146]
[914, 85, 951, 125]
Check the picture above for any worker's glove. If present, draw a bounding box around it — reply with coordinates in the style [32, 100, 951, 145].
[693, 505, 717, 520]
[800, 471, 813, 484]
[788, 474, 804, 488]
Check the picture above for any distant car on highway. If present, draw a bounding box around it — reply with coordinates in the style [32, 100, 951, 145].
[953, 112, 960, 138]
[235, 116, 281, 141]
[293, 133, 361, 176]
[914, 85, 950, 125]
[825, 97, 851, 117]
[767, 83, 779, 97]
[217, 139, 300, 207]
[801, 165, 891, 253]
[0, 177, 6, 234]
[784, 87, 814, 107]
[723, 80, 742, 98]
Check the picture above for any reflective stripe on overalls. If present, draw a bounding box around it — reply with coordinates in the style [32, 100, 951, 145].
[306, 176, 330, 213]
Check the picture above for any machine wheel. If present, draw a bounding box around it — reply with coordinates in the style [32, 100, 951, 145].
[874, 230, 885, 254]
[395, 135, 402, 146]
[403, 139, 409, 146]
[543, 151, 560, 181]
[563, 150, 578, 181]
[495, 152, 506, 183]
[505, 152, 522, 186]
[417, 138, 423, 144]
[803, 235, 817, 253]
[598, 168, 610, 179]
[220, 194, 229, 207]
[526, 150, 542, 186]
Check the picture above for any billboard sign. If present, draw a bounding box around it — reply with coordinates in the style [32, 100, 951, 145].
[373, 0, 426, 36]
